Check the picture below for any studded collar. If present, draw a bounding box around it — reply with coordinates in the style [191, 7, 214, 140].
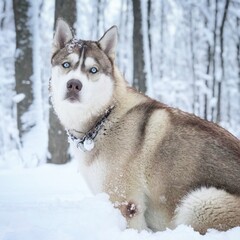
[67, 105, 115, 152]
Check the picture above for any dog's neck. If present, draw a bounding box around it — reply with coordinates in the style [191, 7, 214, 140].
[67, 105, 115, 152]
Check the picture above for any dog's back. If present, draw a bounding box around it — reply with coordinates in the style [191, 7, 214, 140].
[110, 98, 240, 233]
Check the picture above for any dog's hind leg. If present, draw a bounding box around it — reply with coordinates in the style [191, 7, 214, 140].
[173, 187, 240, 234]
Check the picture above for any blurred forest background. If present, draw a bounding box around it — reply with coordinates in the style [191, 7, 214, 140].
[0, 0, 240, 167]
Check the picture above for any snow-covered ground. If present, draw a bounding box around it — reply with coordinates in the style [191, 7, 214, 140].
[0, 162, 240, 240]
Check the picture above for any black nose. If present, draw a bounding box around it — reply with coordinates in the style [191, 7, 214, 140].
[67, 79, 82, 93]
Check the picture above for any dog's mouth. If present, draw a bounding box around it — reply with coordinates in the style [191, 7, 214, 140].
[65, 92, 80, 103]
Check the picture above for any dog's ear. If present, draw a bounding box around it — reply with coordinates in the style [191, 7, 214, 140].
[98, 26, 118, 61]
[53, 18, 73, 53]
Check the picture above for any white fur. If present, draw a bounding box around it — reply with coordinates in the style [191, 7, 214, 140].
[84, 57, 97, 67]
[72, 146, 106, 194]
[68, 53, 79, 63]
[51, 56, 114, 131]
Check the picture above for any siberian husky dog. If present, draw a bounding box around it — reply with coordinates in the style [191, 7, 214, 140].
[50, 19, 240, 233]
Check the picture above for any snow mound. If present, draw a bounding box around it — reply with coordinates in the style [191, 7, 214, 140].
[0, 163, 240, 240]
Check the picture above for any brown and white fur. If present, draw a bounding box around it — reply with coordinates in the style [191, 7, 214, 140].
[50, 19, 240, 234]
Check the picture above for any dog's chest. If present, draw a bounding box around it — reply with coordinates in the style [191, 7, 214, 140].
[72, 146, 107, 194]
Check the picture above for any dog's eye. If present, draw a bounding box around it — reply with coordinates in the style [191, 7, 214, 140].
[89, 67, 98, 74]
[62, 62, 71, 68]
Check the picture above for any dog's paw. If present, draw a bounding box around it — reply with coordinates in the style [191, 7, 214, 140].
[126, 202, 137, 218]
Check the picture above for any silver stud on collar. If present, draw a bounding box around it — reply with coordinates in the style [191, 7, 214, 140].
[83, 138, 95, 151]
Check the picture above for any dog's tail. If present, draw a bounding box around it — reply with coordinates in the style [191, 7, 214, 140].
[173, 187, 240, 234]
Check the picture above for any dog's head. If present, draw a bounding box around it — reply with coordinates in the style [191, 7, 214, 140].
[50, 19, 118, 130]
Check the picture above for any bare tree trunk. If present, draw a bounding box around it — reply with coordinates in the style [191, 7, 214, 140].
[118, 0, 129, 77]
[160, 0, 164, 79]
[216, 0, 230, 123]
[48, 0, 76, 164]
[237, 17, 240, 93]
[189, 6, 197, 114]
[0, 0, 6, 29]
[54, 0, 76, 32]
[13, 0, 34, 139]
[96, 0, 101, 37]
[91, 0, 105, 39]
[204, 0, 211, 120]
[211, 0, 218, 122]
[147, 0, 152, 73]
[238, 17, 240, 127]
[132, 0, 147, 93]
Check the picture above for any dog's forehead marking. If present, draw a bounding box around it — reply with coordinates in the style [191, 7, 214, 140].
[52, 40, 113, 76]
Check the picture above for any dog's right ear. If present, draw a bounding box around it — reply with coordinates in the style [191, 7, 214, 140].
[53, 18, 73, 53]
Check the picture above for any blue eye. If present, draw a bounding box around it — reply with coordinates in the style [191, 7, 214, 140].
[62, 62, 71, 68]
[89, 67, 98, 74]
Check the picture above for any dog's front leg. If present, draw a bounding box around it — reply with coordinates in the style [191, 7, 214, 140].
[123, 201, 148, 231]
[111, 193, 148, 231]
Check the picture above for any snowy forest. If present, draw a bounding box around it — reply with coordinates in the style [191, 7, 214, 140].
[1, 1, 240, 239]
[1, 0, 240, 167]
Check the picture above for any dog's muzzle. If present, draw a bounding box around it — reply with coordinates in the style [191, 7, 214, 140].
[66, 79, 82, 102]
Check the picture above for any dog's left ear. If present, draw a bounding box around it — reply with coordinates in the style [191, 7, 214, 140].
[98, 26, 118, 61]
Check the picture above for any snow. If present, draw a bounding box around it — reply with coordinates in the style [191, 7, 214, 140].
[12, 94, 25, 103]
[1, 162, 240, 240]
